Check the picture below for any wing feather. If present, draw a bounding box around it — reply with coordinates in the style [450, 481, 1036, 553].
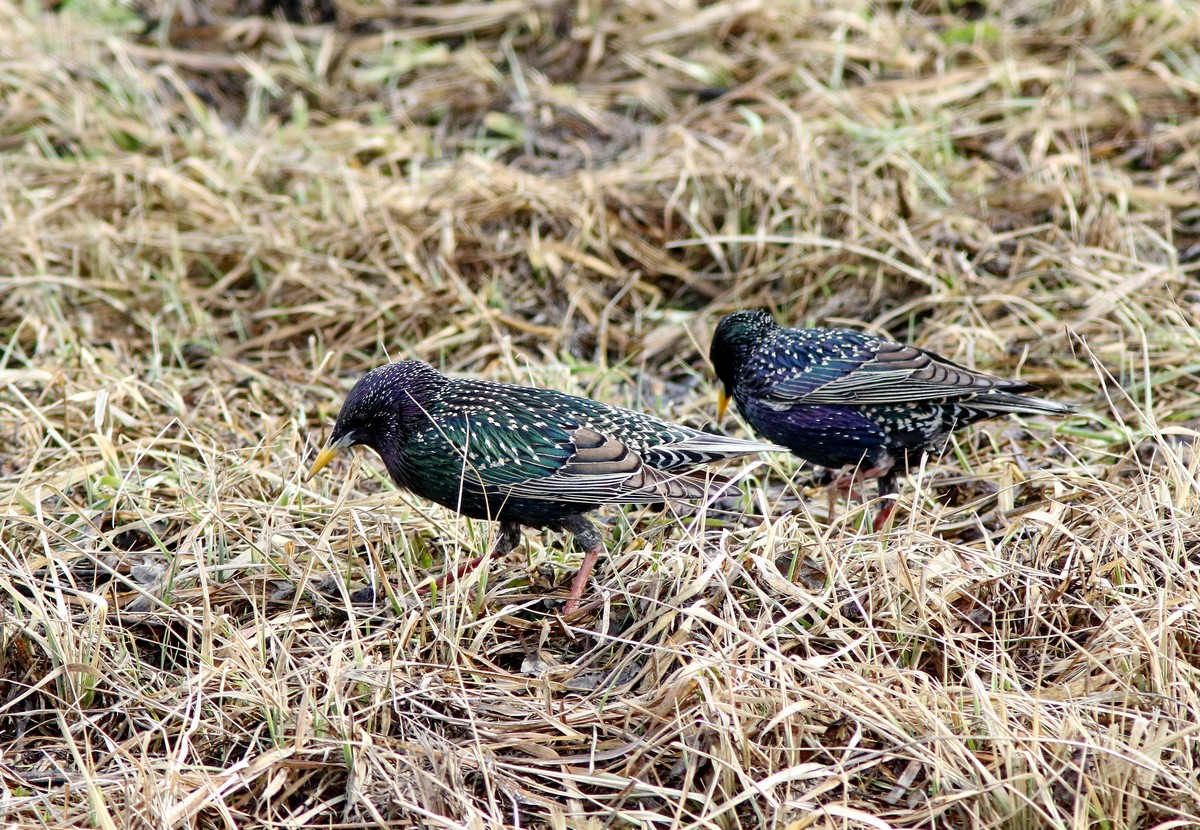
[423, 414, 772, 507]
[499, 426, 761, 504]
[753, 332, 1035, 406]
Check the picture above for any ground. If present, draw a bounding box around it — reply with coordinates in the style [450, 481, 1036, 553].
[2, 0, 1199, 827]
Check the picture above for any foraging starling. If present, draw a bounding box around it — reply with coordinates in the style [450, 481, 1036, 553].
[306, 360, 783, 614]
[710, 310, 1073, 529]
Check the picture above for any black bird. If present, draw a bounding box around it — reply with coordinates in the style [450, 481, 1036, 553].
[710, 310, 1073, 529]
[306, 360, 782, 614]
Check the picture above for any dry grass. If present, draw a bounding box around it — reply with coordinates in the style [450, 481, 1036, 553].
[2, 0, 1200, 826]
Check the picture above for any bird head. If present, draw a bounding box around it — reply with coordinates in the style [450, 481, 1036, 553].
[305, 360, 442, 480]
[709, 310, 776, 422]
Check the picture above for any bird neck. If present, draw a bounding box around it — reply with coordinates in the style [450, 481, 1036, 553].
[376, 441, 417, 491]
[393, 363, 450, 432]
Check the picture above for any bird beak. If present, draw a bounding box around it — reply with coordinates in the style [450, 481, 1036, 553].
[305, 433, 352, 481]
[717, 389, 731, 423]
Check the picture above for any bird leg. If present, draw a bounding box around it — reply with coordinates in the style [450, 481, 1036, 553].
[429, 520, 522, 591]
[828, 470, 866, 509]
[871, 502, 897, 533]
[824, 480, 839, 524]
[872, 472, 900, 533]
[826, 468, 870, 522]
[828, 465, 896, 530]
[559, 514, 605, 616]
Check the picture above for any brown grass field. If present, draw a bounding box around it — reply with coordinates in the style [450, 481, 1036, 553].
[3, 0, 1200, 827]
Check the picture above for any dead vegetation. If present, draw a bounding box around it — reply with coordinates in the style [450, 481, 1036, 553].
[2, 0, 1200, 827]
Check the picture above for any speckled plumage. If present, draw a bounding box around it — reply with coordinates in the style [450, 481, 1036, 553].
[308, 359, 783, 612]
[710, 310, 1073, 524]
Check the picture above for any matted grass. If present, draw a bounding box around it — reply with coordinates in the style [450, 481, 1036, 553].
[2, 0, 1199, 827]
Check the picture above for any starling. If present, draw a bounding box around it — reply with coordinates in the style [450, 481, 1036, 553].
[710, 310, 1073, 529]
[306, 360, 783, 614]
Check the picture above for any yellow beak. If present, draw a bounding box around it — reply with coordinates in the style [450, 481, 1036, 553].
[717, 389, 731, 423]
[305, 445, 341, 481]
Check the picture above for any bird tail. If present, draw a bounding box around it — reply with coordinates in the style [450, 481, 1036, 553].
[973, 391, 1075, 417]
[652, 432, 788, 471]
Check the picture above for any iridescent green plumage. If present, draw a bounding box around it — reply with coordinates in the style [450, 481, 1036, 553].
[308, 359, 783, 613]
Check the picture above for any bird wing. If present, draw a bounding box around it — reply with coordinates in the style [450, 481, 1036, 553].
[753, 333, 1033, 407]
[502, 426, 715, 504]
[427, 415, 712, 506]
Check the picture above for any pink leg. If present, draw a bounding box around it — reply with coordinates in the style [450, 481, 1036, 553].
[419, 521, 521, 594]
[828, 464, 896, 530]
[831, 471, 869, 501]
[428, 553, 491, 591]
[559, 514, 605, 617]
[871, 500, 897, 532]
[829, 470, 868, 514]
[563, 542, 603, 616]
[873, 470, 900, 532]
